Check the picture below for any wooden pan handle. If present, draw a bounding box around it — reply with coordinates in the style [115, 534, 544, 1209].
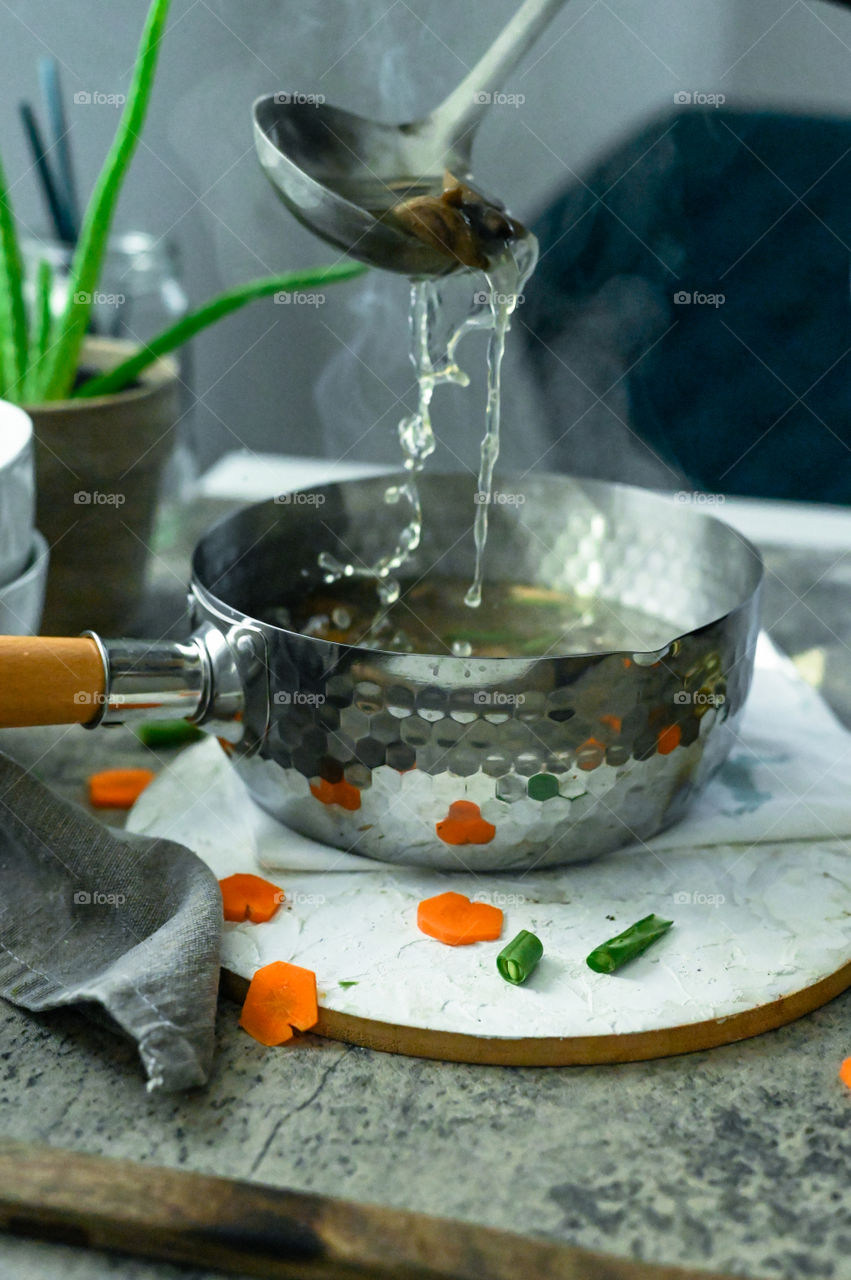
[0, 636, 106, 727]
[0, 1139, 740, 1280]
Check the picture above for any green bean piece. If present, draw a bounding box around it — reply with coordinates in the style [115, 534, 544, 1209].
[136, 720, 203, 748]
[496, 930, 543, 985]
[586, 914, 673, 974]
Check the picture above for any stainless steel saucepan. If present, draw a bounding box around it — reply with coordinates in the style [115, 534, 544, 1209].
[0, 473, 763, 871]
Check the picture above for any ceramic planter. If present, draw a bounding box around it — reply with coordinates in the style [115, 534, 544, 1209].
[26, 337, 180, 634]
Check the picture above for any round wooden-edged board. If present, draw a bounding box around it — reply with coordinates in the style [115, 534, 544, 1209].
[128, 742, 851, 1065]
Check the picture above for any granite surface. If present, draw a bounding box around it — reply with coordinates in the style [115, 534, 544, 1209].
[0, 505, 849, 1280]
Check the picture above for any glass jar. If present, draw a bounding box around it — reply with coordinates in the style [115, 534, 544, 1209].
[20, 231, 196, 496]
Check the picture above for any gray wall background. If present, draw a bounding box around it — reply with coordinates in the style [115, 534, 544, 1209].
[3, 0, 851, 480]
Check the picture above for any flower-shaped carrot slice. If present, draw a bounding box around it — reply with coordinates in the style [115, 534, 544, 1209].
[417, 891, 503, 946]
[310, 777, 362, 811]
[239, 960, 318, 1046]
[435, 800, 495, 845]
[87, 768, 155, 809]
[219, 874, 285, 924]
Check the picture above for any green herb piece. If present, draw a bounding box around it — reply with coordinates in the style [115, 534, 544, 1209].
[496, 930, 543, 985]
[338, 980, 358, 989]
[585, 913, 673, 974]
[74, 262, 367, 398]
[0, 150, 28, 399]
[136, 719, 203, 748]
[40, 0, 172, 399]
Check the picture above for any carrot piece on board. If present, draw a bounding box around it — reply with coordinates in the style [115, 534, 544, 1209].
[416, 891, 503, 946]
[219, 874, 285, 924]
[239, 960, 319, 1046]
[840, 1058, 851, 1090]
[87, 768, 155, 809]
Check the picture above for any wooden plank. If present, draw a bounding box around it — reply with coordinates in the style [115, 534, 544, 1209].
[0, 1139, 747, 1280]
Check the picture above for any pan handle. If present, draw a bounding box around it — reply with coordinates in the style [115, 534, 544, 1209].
[0, 635, 106, 727]
[0, 625, 246, 731]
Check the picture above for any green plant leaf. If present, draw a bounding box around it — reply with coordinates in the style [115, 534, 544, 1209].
[0, 150, 28, 402]
[39, 0, 171, 399]
[74, 263, 368, 398]
[25, 256, 54, 402]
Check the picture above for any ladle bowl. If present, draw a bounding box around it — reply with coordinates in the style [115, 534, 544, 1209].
[253, 0, 570, 275]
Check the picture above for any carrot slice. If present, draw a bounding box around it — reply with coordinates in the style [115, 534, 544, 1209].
[435, 800, 495, 846]
[239, 960, 319, 1046]
[219, 874, 285, 924]
[417, 891, 503, 946]
[657, 724, 682, 756]
[87, 768, 155, 809]
[310, 777, 362, 811]
[840, 1057, 851, 1090]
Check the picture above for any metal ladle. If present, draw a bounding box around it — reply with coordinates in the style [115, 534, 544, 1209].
[253, 0, 569, 277]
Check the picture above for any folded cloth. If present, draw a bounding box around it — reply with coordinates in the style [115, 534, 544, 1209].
[129, 633, 851, 874]
[0, 752, 222, 1092]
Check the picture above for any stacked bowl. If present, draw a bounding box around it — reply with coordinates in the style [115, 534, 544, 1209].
[0, 402, 48, 634]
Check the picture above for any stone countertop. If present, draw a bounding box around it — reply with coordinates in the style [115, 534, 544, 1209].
[0, 500, 849, 1280]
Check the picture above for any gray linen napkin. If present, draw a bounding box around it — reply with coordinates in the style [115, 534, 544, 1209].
[0, 750, 222, 1092]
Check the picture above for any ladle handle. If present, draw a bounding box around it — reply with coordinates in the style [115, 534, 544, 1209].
[428, 0, 569, 149]
[0, 635, 106, 727]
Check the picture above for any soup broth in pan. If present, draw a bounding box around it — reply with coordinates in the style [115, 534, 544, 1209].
[266, 576, 680, 659]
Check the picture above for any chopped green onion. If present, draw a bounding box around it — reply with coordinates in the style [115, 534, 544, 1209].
[586, 913, 673, 974]
[136, 719, 203, 748]
[496, 930, 543, 985]
[338, 980, 358, 989]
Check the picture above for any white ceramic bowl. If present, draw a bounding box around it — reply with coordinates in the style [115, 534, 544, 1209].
[0, 531, 49, 635]
[0, 401, 35, 587]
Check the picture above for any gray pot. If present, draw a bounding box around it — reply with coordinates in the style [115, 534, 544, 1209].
[25, 337, 180, 635]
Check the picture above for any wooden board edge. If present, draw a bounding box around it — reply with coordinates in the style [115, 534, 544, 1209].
[221, 956, 851, 1065]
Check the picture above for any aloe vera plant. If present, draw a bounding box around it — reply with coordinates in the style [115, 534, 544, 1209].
[0, 0, 365, 406]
